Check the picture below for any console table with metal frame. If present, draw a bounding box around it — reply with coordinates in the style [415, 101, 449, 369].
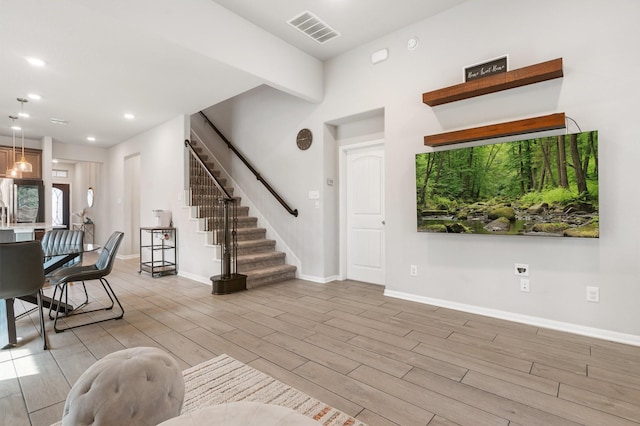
[139, 227, 177, 277]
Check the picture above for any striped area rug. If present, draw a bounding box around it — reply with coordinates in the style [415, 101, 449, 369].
[181, 354, 366, 426]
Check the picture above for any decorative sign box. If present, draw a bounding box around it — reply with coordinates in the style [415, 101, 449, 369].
[464, 55, 508, 82]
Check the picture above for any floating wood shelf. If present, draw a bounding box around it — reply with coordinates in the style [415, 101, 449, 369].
[424, 113, 566, 147]
[422, 58, 563, 107]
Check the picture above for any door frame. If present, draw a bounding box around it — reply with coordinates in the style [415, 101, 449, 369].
[52, 183, 71, 229]
[338, 139, 384, 281]
[123, 153, 141, 256]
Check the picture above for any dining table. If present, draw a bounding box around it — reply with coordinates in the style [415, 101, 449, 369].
[1, 242, 100, 349]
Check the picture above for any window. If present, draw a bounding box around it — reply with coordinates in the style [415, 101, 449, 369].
[52, 187, 63, 226]
[52, 169, 68, 178]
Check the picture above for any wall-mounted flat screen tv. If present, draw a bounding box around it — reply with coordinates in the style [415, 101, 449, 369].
[415, 131, 598, 238]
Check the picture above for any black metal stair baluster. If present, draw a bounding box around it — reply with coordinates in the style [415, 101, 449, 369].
[185, 140, 246, 294]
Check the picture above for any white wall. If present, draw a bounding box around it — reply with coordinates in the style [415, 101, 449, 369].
[327, 0, 640, 341]
[106, 115, 218, 280]
[53, 141, 109, 164]
[72, 162, 102, 237]
[53, 141, 109, 242]
[201, 0, 640, 342]
[107, 116, 184, 254]
[200, 86, 325, 278]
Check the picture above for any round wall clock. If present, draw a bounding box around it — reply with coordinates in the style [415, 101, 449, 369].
[296, 128, 313, 150]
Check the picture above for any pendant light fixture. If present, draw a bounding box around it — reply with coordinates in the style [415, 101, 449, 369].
[6, 115, 21, 178]
[14, 98, 32, 173]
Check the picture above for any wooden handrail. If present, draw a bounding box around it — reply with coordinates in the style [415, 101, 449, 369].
[184, 139, 233, 200]
[199, 111, 299, 217]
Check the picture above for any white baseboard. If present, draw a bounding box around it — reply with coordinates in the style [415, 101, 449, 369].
[297, 274, 340, 284]
[177, 271, 212, 286]
[384, 290, 640, 347]
[117, 254, 139, 260]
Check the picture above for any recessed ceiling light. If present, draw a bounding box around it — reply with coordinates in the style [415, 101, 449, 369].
[87, 136, 96, 142]
[25, 57, 46, 67]
[52, 159, 59, 163]
[27, 93, 41, 100]
[18, 112, 30, 118]
[10, 125, 21, 131]
[50, 118, 69, 125]
[124, 113, 135, 120]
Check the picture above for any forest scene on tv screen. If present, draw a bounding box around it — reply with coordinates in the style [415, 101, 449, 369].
[415, 131, 599, 238]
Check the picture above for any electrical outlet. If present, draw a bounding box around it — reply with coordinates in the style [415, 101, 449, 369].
[515, 263, 529, 276]
[586, 286, 600, 302]
[410, 265, 417, 276]
[520, 278, 530, 292]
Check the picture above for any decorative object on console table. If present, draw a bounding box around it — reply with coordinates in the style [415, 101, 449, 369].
[72, 222, 94, 244]
[139, 227, 178, 277]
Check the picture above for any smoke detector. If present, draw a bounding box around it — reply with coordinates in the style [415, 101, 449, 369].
[288, 11, 340, 44]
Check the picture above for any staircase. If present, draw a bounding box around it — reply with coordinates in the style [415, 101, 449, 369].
[187, 139, 296, 289]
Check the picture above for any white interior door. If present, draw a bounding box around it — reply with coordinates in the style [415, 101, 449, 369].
[346, 146, 385, 284]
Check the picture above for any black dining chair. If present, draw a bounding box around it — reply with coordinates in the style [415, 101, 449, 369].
[48, 231, 125, 333]
[0, 241, 48, 349]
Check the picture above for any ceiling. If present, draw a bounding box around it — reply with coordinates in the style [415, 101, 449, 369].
[211, 0, 466, 61]
[0, 0, 466, 148]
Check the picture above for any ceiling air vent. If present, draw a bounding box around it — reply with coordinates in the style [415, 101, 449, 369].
[287, 11, 340, 44]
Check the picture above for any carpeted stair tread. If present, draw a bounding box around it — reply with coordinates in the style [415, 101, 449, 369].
[236, 227, 266, 241]
[234, 216, 258, 227]
[237, 251, 285, 263]
[236, 239, 277, 255]
[236, 239, 275, 248]
[204, 216, 257, 230]
[198, 205, 250, 218]
[237, 252, 286, 271]
[245, 264, 297, 288]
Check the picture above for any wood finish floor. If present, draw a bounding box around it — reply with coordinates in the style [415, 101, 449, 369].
[2, 256, 640, 425]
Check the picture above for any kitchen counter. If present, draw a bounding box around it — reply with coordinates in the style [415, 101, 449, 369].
[1, 222, 51, 230]
[0, 223, 52, 241]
